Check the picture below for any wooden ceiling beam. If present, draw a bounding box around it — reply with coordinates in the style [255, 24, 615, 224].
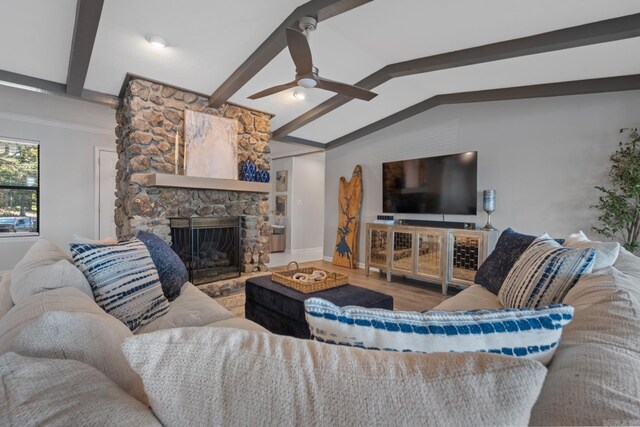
[274, 13, 640, 140]
[273, 135, 326, 148]
[0, 68, 119, 108]
[324, 74, 640, 150]
[208, 0, 372, 108]
[66, 0, 104, 96]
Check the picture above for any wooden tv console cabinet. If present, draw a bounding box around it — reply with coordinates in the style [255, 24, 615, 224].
[365, 223, 498, 295]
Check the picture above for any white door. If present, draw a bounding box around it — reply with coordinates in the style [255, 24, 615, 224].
[97, 148, 118, 239]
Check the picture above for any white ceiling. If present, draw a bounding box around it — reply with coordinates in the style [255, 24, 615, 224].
[0, 0, 77, 83]
[1, 0, 640, 154]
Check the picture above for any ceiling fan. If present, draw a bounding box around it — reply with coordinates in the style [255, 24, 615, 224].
[248, 17, 377, 101]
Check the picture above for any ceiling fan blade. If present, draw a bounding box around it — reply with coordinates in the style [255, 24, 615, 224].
[316, 78, 378, 101]
[248, 81, 298, 100]
[286, 28, 313, 75]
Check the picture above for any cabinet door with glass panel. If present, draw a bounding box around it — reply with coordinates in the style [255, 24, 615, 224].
[390, 227, 415, 275]
[447, 231, 485, 289]
[365, 224, 391, 278]
[414, 228, 447, 285]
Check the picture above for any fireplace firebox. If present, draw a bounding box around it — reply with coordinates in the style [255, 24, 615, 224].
[170, 217, 241, 284]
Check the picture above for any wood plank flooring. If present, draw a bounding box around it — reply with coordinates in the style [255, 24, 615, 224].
[272, 260, 450, 312]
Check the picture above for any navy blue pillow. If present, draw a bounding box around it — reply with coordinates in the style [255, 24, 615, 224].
[475, 228, 536, 295]
[475, 228, 566, 295]
[137, 231, 188, 301]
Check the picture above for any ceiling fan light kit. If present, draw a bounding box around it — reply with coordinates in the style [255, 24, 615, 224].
[293, 88, 306, 100]
[248, 16, 377, 102]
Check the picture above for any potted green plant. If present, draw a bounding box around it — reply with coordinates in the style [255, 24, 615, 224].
[592, 127, 640, 252]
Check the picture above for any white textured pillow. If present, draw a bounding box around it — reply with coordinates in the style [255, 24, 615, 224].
[10, 239, 93, 304]
[498, 234, 595, 308]
[563, 230, 621, 271]
[0, 352, 160, 426]
[0, 287, 103, 355]
[13, 311, 147, 403]
[305, 298, 573, 364]
[122, 327, 548, 427]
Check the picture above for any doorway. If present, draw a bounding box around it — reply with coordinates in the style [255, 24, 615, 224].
[95, 147, 117, 240]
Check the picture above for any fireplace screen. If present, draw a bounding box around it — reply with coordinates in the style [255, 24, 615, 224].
[170, 217, 241, 284]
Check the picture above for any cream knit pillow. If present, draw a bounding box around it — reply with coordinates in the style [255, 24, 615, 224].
[10, 239, 93, 304]
[0, 352, 160, 426]
[0, 287, 104, 355]
[123, 327, 548, 427]
[13, 311, 147, 403]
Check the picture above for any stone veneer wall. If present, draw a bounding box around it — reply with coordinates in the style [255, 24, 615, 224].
[115, 78, 272, 272]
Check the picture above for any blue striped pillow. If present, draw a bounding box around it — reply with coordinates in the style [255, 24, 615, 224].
[304, 298, 574, 364]
[70, 238, 169, 331]
[498, 234, 595, 309]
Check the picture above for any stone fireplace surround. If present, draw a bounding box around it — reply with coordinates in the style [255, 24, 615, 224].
[114, 77, 273, 276]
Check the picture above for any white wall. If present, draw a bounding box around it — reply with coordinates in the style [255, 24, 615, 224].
[324, 90, 640, 261]
[289, 153, 325, 252]
[0, 86, 116, 271]
[271, 153, 325, 254]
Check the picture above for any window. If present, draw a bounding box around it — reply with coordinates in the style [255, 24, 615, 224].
[0, 138, 39, 236]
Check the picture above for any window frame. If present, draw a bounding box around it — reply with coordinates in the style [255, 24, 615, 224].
[0, 136, 40, 237]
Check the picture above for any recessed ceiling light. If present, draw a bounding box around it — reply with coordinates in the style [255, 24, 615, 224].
[292, 88, 306, 100]
[146, 33, 167, 48]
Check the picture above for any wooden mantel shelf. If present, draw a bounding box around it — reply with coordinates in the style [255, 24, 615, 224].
[141, 173, 271, 193]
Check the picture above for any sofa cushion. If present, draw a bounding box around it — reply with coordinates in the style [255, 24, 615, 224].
[70, 238, 169, 332]
[0, 272, 13, 319]
[563, 230, 620, 271]
[0, 352, 160, 426]
[122, 327, 547, 427]
[137, 231, 187, 301]
[0, 287, 104, 355]
[498, 235, 595, 308]
[13, 311, 147, 403]
[136, 283, 235, 335]
[432, 285, 503, 311]
[530, 259, 640, 425]
[10, 239, 93, 304]
[305, 298, 573, 364]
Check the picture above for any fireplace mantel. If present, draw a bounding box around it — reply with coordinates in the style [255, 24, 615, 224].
[140, 173, 271, 193]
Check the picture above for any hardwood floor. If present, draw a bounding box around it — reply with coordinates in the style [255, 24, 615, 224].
[271, 260, 450, 312]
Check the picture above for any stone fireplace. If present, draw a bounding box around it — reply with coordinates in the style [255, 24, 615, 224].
[170, 216, 241, 284]
[114, 77, 272, 276]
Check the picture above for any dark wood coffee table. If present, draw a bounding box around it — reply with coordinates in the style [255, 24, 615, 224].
[245, 275, 394, 339]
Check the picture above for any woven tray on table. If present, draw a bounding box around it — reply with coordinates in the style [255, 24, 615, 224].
[271, 261, 348, 293]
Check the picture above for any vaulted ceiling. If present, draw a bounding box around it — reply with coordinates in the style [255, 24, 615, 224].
[1, 0, 640, 157]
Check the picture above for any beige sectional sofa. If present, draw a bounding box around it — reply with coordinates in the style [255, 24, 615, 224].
[0, 247, 638, 426]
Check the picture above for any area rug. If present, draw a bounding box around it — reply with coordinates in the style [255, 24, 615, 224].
[214, 291, 246, 318]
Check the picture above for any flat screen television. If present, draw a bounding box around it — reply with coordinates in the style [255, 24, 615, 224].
[382, 152, 477, 215]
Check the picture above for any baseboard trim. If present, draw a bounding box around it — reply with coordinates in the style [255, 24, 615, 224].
[322, 255, 369, 270]
[288, 247, 323, 256]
